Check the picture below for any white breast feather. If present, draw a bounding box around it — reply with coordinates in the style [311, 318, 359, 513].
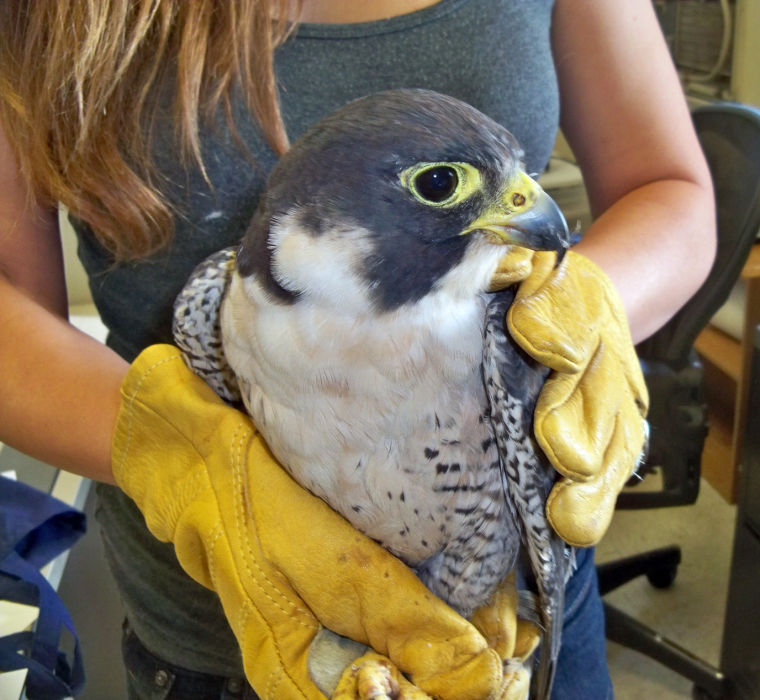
[221, 221, 511, 561]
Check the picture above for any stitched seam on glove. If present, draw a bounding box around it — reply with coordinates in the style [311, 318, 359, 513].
[237, 600, 304, 700]
[204, 513, 283, 657]
[228, 419, 319, 630]
[206, 520, 225, 583]
[229, 422, 321, 700]
[264, 668, 285, 699]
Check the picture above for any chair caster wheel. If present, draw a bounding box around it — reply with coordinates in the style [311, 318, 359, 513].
[646, 563, 678, 589]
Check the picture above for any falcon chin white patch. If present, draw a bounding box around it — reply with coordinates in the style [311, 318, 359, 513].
[401, 235, 509, 341]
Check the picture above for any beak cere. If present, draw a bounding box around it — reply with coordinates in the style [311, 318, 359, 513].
[464, 171, 571, 251]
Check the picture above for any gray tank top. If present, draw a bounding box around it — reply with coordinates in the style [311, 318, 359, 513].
[80, 0, 558, 676]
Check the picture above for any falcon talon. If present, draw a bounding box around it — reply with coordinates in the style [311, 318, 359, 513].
[174, 88, 574, 700]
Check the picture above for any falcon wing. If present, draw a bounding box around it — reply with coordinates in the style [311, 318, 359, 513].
[482, 288, 573, 700]
[172, 247, 242, 404]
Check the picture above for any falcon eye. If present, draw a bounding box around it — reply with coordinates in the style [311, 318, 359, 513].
[414, 166, 458, 203]
[400, 162, 482, 208]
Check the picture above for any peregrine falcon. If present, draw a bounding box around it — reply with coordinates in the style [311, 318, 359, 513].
[174, 89, 573, 698]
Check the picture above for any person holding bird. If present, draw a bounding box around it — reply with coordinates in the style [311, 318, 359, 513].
[0, 2, 714, 698]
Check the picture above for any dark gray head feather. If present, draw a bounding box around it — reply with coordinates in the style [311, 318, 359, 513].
[238, 89, 524, 309]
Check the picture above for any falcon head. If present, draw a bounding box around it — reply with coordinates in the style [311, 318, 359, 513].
[238, 89, 569, 313]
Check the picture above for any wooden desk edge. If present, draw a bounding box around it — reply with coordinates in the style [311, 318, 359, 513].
[740, 241, 760, 279]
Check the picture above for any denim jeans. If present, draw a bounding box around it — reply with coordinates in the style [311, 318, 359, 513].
[122, 620, 259, 700]
[121, 547, 611, 699]
[551, 546, 614, 699]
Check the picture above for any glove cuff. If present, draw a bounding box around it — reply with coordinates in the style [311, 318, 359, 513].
[112, 344, 217, 542]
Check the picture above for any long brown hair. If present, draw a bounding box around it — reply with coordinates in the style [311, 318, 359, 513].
[0, 0, 300, 259]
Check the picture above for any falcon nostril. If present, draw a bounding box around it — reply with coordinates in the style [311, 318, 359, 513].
[512, 192, 526, 208]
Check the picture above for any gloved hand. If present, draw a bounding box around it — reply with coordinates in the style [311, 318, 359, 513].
[492, 249, 649, 547]
[111, 344, 506, 700]
[330, 574, 541, 700]
[469, 575, 541, 700]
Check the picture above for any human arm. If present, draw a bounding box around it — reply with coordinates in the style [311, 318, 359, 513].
[553, 0, 715, 341]
[0, 121, 126, 484]
[500, 0, 715, 545]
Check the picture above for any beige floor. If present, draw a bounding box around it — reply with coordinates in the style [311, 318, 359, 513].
[598, 474, 737, 698]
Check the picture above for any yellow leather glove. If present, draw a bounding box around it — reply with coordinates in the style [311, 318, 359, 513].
[331, 575, 540, 700]
[316, 573, 541, 700]
[469, 575, 541, 700]
[112, 344, 506, 700]
[493, 249, 649, 547]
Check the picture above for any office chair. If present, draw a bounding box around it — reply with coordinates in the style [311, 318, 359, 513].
[596, 102, 760, 698]
[718, 324, 760, 696]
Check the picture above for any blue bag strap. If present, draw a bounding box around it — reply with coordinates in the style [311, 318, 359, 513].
[0, 476, 86, 565]
[0, 475, 87, 699]
[0, 631, 80, 695]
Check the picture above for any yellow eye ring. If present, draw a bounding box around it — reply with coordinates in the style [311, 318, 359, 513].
[400, 162, 482, 207]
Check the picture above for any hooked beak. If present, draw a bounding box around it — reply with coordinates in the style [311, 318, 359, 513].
[462, 171, 570, 251]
